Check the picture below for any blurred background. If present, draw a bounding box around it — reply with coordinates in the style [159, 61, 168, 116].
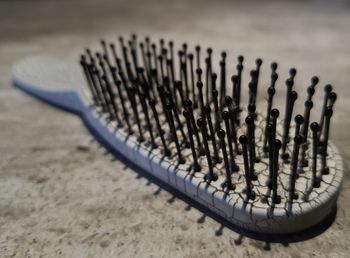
[1, 0, 349, 257]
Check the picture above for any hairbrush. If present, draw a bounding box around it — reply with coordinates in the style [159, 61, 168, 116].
[11, 34, 343, 234]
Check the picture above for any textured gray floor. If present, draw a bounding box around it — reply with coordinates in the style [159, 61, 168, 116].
[1, 0, 350, 257]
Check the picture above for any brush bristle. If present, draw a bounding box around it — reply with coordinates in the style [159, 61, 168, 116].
[79, 34, 337, 204]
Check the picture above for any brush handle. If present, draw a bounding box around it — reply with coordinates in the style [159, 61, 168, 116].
[12, 56, 89, 113]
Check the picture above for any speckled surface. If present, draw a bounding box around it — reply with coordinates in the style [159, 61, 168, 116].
[1, 0, 350, 257]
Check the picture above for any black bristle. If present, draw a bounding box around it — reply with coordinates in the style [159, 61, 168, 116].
[310, 122, 321, 188]
[139, 90, 157, 149]
[197, 118, 217, 182]
[169, 41, 174, 67]
[165, 91, 189, 148]
[321, 107, 333, 175]
[102, 53, 113, 73]
[145, 37, 150, 52]
[247, 104, 259, 162]
[212, 89, 221, 131]
[178, 50, 184, 79]
[182, 43, 188, 82]
[132, 34, 138, 50]
[158, 55, 165, 82]
[204, 57, 210, 104]
[181, 61, 189, 99]
[102, 74, 123, 127]
[125, 61, 135, 81]
[183, 110, 201, 172]
[254, 58, 263, 102]
[156, 85, 168, 116]
[165, 60, 177, 105]
[149, 99, 171, 157]
[205, 48, 213, 105]
[266, 124, 274, 189]
[272, 139, 282, 204]
[166, 58, 173, 83]
[96, 61, 114, 110]
[188, 54, 196, 105]
[151, 68, 160, 91]
[196, 80, 205, 113]
[196, 67, 202, 84]
[144, 35, 152, 46]
[281, 91, 298, 161]
[121, 43, 132, 76]
[96, 53, 106, 74]
[231, 75, 238, 106]
[175, 80, 185, 106]
[90, 63, 103, 97]
[163, 75, 171, 96]
[270, 109, 279, 140]
[249, 70, 257, 105]
[80, 55, 98, 104]
[85, 62, 102, 105]
[146, 50, 153, 76]
[271, 62, 278, 73]
[140, 42, 151, 81]
[219, 52, 227, 111]
[100, 40, 109, 61]
[203, 105, 221, 164]
[137, 67, 149, 93]
[289, 68, 297, 80]
[239, 135, 255, 200]
[165, 103, 185, 164]
[148, 68, 158, 99]
[160, 38, 165, 53]
[262, 67, 278, 153]
[283, 69, 296, 129]
[109, 42, 118, 62]
[151, 43, 159, 77]
[245, 115, 258, 181]
[162, 48, 168, 65]
[299, 99, 314, 167]
[217, 129, 235, 191]
[130, 44, 139, 76]
[86, 48, 94, 64]
[166, 58, 175, 86]
[235, 56, 244, 111]
[211, 73, 217, 97]
[195, 45, 201, 71]
[267, 109, 279, 187]
[294, 114, 304, 136]
[182, 43, 187, 58]
[224, 96, 241, 155]
[248, 80, 255, 105]
[94, 68, 110, 113]
[318, 84, 333, 142]
[128, 85, 144, 142]
[289, 134, 303, 202]
[222, 111, 239, 172]
[222, 111, 239, 173]
[184, 99, 205, 156]
[115, 57, 125, 77]
[112, 75, 132, 134]
[329, 92, 337, 108]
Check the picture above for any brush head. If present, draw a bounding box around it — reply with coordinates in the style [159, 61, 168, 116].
[74, 34, 343, 234]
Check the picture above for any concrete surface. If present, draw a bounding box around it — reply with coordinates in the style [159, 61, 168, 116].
[0, 0, 350, 257]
